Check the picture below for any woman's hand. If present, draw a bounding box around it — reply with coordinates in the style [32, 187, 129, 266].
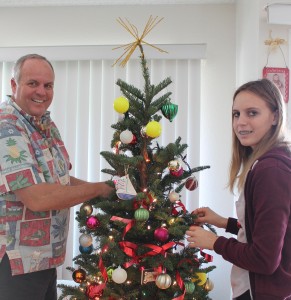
[192, 207, 228, 229]
[186, 225, 218, 250]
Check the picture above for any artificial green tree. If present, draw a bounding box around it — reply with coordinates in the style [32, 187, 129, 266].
[58, 16, 215, 300]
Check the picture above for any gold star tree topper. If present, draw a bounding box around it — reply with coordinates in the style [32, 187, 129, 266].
[113, 16, 168, 67]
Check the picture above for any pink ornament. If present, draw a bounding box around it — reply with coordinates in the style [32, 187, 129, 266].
[170, 167, 184, 177]
[86, 216, 101, 230]
[154, 227, 169, 243]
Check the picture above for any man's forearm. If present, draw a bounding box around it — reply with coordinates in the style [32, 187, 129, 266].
[14, 181, 112, 212]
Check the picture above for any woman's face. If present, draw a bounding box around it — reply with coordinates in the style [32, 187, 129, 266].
[232, 91, 277, 149]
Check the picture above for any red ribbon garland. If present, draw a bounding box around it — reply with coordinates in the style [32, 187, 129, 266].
[110, 216, 135, 239]
[172, 271, 186, 300]
[143, 242, 176, 256]
[119, 241, 140, 268]
[133, 191, 155, 210]
[200, 249, 213, 262]
[98, 245, 109, 283]
[171, 200, 186, 216]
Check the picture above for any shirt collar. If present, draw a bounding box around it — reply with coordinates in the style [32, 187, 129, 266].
[6, 95, 52, 136]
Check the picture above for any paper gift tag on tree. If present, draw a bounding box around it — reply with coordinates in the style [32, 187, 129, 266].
[115, 174, 137, 200]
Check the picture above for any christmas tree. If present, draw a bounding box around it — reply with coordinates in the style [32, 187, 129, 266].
[58, 16, 215, 300]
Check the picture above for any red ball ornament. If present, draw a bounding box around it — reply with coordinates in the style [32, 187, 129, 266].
[85, 282, 104, 299]
[154, 227, 169, 243]
[185, 177, 198, 191]
[86, 216, 101, 230]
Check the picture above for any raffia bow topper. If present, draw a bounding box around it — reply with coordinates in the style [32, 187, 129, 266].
[113, 15, 168, 67]
[264, 30, 286, 51]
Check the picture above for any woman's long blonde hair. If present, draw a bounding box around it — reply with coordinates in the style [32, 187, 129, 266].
[228, 78, 289, 193]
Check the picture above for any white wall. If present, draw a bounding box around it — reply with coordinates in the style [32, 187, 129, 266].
[0, 4, 237, 300]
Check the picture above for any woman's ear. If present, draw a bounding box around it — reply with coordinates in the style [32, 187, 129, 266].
[272, 109, 279, 125]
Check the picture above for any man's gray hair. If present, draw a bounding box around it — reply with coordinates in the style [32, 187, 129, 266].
[12, 54, 54, 83]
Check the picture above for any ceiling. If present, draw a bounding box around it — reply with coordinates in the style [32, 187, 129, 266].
[0, 0, 234, 7]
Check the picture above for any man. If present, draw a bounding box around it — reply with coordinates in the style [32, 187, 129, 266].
[0, 54, 113, 299]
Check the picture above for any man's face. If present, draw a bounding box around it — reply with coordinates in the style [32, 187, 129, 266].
[11, 58, 54, 119]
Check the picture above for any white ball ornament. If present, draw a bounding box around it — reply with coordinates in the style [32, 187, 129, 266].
[168, 191, 180, 203]
[120, 130, 134, 144]
[79, 234, 93, 248]
[112, 266, 127, 284]
[155, 273, 172, 289]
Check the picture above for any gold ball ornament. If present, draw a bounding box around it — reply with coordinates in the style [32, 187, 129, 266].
[113, 96, 129, 114]
[145, 121, 162, 138]
[204, 278, 214, 292]
[155, 273, 172, 289]
[80, 203, 93, 216]
[192, 272, 207, 286]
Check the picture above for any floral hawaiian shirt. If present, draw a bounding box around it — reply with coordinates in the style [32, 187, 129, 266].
[0, 96, 71, 275]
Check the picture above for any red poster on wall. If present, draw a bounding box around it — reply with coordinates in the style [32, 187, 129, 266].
[263, 67, 289, 103]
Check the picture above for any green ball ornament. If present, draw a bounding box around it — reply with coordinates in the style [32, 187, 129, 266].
[113, 96, 129, 114]
[145, 121, 162, 138]
[161, 102, 178, 122]
[184, 281, 195, 294]
[134, 207, 149, 222]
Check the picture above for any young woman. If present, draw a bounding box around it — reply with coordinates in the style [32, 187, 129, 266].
[186, 79, 291, 300]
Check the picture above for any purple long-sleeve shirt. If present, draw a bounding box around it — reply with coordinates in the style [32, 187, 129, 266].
[214, 147, 291, 300]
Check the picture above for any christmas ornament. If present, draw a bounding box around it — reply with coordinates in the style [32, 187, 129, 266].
[79, 244, 93, 254]
[119, 129, 133, 144]
[134, 207, 150, 222]
[155, 273, 172, 289]
[72, 268, 86, 283]
[204, 278, 214, 292]
[184, 281, 195, 294]
[112, 141, 120, 154]
[79, 233, 93, 248]
[185, 176, 198, 191]
[145, 121, 162, 138]
[168, 191, 180, 203]
[154, 227, 169, 243]
[80, 203, 93, 216]
[161, 102, 178, 122]
[115, 174, 137, 200]
[192, 272, 207, 286]
[168, 160, 184, 177]
[107, 267, 114, 281]
[120, 129, 136, 144]
[86, 216, 101, 230]
[168, 160, 180, 171]
[112, 266, 127, 284]
[85, 282, 104, 299]
[113, 96, 129, 114]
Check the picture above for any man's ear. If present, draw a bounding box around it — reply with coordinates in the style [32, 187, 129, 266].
[11, 78, 17, 94]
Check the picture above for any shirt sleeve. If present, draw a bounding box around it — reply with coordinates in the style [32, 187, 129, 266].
[0, 121, 45, 195]
[214, 162, 291, 275]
